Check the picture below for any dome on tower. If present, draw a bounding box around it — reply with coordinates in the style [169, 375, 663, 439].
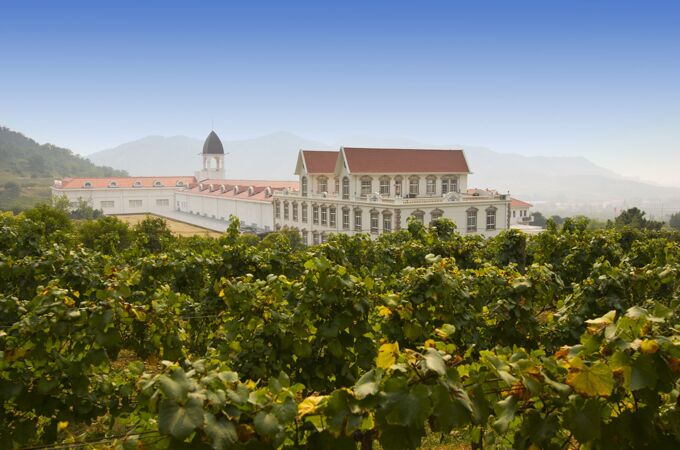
[202, 131, 224, 155]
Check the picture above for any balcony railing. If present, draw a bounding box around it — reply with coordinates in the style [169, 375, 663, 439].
[274, 190, 508, 204]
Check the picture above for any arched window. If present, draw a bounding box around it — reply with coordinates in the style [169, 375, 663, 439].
[153, 180, 163, 187]
[486, 206, 497, 231]
[274, 200, 281, 219]
[382, 211, 392, 232]
[442, 176, 458, 194]
[176, 180, 185, 187]
[329, 206, 336, 227]
[342, 177, 350, 199]
[334, 177, 340, 194]
[83, 181, 92, 188]
[360, 176, 373, 196]
[370, 209, 379, 234]
[313, 204, 319, 224]
[133, 180, 142, 188]
[354, 207, 362, 231]
[292, 202, 298, 221]
[283, 201, 289, 220]
[209, 184, 215, 192]
[379, 176, 391, 196]
[426, 175, 436, 195]
[430, 208, 444, 223]
[248, 186, 255, 196]
[108, 180, 118, 188]
[233, 185, 240, 195]
[317, 176, 328, 194]
[466, 207, 478, 233]
[408, 176, 420, 196]
[301, 177, 308, 197]
[265, 187, 272, 197]
[411, 209, 425, 223]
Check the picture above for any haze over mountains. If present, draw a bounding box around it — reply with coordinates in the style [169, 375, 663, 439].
[87, 132, 680, 218]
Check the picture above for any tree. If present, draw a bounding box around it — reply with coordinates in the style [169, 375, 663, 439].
[670, 212, 680, 230]
[530, 211, 547, 227]
[614, 207, 663, 230]
[78, 216, 131, 253]
[133, 216, 173, 253]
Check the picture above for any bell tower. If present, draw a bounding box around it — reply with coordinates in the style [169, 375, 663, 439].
[196, 130, 225, 180]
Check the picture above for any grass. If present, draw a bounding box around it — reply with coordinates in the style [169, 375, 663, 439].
[114, 214, 224, 238]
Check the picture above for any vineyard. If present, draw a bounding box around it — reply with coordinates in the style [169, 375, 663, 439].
[0, 205, 679, 449]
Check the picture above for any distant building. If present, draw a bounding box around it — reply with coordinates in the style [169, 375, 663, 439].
[509, 198, 533, 225]
[53, 131, 515, 240]
[273, 148, 511, 244]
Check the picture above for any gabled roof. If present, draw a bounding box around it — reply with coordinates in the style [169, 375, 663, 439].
[203, 131, 224, 155]
[342, 147, 470, 174]
[299, 150, 339, 174]
[185, 179, 298, 203]
[58, 176, 196, 189]
[510, 198, 533, 208]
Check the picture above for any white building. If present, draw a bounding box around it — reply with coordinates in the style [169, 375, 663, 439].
[52, 132, 515, 241]
[509, 198, 533, 225]
[273, 148, 511, 245]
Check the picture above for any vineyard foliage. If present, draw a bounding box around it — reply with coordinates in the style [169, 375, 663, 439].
[0, 207, 679, 449]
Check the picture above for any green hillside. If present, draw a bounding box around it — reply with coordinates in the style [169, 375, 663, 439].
[0, 126, 127, 211]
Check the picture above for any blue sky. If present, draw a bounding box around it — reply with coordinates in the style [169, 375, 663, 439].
[1, 1, 679, 185]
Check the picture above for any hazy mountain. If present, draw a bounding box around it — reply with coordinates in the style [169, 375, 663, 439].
[87, 132, 680, 211]
[88, 132, 327, 180]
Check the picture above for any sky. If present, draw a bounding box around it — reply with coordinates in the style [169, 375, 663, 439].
[1, 0, 679, 186]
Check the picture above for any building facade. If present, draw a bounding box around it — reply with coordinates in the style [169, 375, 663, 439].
[52, 132, 517, 241]
[273, 148, 511, 245]
[510, 198, 534, 226]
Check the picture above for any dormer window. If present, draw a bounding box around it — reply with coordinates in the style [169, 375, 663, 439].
[108, 180, 118, 188]
[133, 180, 142, 188]
[248, 186, 255, 196]
[233, 186, 240, 195]
[153, 180, 163, 187]
[175, 180, 185, 187]
[220, 185, 226, 193]
[209, 184, 215, 192]
[83, 181, 92, 188]
[199, 183, 205, 191]
[264, 187, 272, 197]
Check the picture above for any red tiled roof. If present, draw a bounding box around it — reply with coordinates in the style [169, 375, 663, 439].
[185, 179, 299, 203]
[342, 147, 470, 173]
[58, 176, 196, 189]
[301, 150, 339, 173]
[511, 198, 533, 208]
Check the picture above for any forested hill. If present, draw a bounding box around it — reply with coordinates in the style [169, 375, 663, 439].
[0, 126, 127, 211]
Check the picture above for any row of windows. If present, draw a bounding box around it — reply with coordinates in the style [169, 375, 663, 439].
[85, 180, 184, 188]
[512, 209, 529, 218]
[300, 175, 459, 198]
[466, 207, 497, 232]
[99, 198, 171, 209]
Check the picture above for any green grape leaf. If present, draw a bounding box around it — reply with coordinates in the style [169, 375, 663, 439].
[158, 395, 204, 440]
[254, 411, 280, 437]
[566, 359, 614, 397]
[492, 395, 518, 434]
[564, 398, 601, 443]
[158, 367, 190, 401]
[204, 413, 238, 449]
[423, 348, 446, 376]
[382, 384, 431, 427]
[354, 369, 381, 399]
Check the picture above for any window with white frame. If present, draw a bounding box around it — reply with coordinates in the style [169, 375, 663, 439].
[383, 212, 392, 232]
[301, 203, 308, 222]
[342, 177, 350, 199]
[370, 210, 379, 233]
[329, 206, 336, 227]
[409, 176, 419, 196]
[354, 208, 362, 230]
[301, 229, 308, 245]
[108, 181, 118, 188]
[379, 176, 390, 196]
[275, 201, 281, 219]
[360, 177, 372, 196]
[313, 205, 319, 224]
[426, 176, 436, 195]
[156, 199, 170, 207]
[486, 207, 497, 231]
[129, 199, 143, 208]
[334, 177, 340, 194]
[292, 202, 298, 221]
[301, 177, 308, 196]
[321, 206, 328, 225]
[284, 201, 289, 220]
[100, 200, 114, 208]
[318, 176, 328, 193]
[312, 231, 319, 245]
[394, 177, 402, 196]
[430, 208, 443, 223]
[342, 208, 350, 229]
[467, 208, 478, 232]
